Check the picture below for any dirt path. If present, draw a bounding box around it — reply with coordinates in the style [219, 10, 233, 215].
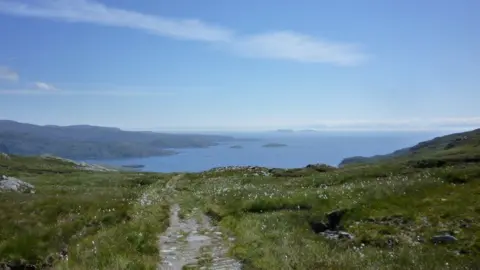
[158, 175, 242, 270]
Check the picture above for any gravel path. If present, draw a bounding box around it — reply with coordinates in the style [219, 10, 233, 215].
[158, 175, 241, 270]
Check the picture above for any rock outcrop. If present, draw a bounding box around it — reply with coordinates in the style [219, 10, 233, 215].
[310, 209, 354, 241]
[0, 175, 35, 193]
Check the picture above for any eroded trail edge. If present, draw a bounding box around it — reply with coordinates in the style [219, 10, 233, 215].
[158, 175, 241, 270]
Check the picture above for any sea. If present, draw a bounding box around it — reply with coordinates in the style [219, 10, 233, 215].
[87, 131, 452, 173]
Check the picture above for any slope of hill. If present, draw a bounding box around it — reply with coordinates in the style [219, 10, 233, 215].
[339, 128, 480, 167]
[1, 129, 479, 269]
[0, 120, 233, 159]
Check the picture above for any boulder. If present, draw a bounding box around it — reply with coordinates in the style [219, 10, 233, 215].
[310, 209, 354, 241]
[0, 153, 10, 160]
[0, 175, 35, 193]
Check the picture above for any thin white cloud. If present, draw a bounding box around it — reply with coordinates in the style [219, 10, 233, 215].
[0, 89, 174, 96]
[233, 32, 367, 66]
[0, 0, 232, 42]
[34, 81, 58, 91]
[0, 66, 19, 81]
[0, 0, 368, 66]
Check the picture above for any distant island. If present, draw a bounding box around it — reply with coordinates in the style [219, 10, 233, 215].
[0, 120, 234, 160]
[230, 145, 243, 149]
[262, 143, 287, 148]
[121, 164, 145, 169]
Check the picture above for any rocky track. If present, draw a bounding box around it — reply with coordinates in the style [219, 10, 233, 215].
[158, 175, 241, 270]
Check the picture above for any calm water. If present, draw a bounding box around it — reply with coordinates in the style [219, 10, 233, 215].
[88, 131, 450, 173]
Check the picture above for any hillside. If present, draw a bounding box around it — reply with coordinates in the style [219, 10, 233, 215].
[0, 120, 233, 159]
[339, 128, 480, 167]
[1, 129, 479, 269]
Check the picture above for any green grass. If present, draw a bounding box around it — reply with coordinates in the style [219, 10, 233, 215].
[0, 155, 171, 269]
[171, 163, 480, 269]
[3, 156, 480, 269]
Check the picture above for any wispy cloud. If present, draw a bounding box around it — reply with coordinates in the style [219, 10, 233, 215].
[0, 66, 19, 81]
[0, 0, 368, 66]
[0, 66, 63, 91]
[233, 32, 367, 66]
[0, 0, 232, 42]
[34, 81, 58, 91]
[0, 89, 174, 96]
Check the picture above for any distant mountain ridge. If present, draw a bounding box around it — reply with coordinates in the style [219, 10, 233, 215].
[339, 128, 480, 166]
[0, 120, 233, 159]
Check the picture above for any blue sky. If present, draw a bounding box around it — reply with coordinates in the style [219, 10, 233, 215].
[0, 0, 479, 131]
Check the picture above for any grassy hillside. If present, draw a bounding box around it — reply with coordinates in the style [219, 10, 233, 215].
[0, 155, 173, 269]
[339, 128, 480, 167]
[0, 120, 233, 159]
[1, 128, 479, 269]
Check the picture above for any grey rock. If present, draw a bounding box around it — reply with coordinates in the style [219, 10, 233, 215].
[338, 231, 355, 240]
[0, 263, 11, 270]
[0, 153, 10, 159]
[320, 230, 354, 240]
[432, 234, 457, 244]
[0, 176, 35, 193]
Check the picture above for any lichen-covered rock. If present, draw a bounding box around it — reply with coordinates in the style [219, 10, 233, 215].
[0, 175, 35, 193]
